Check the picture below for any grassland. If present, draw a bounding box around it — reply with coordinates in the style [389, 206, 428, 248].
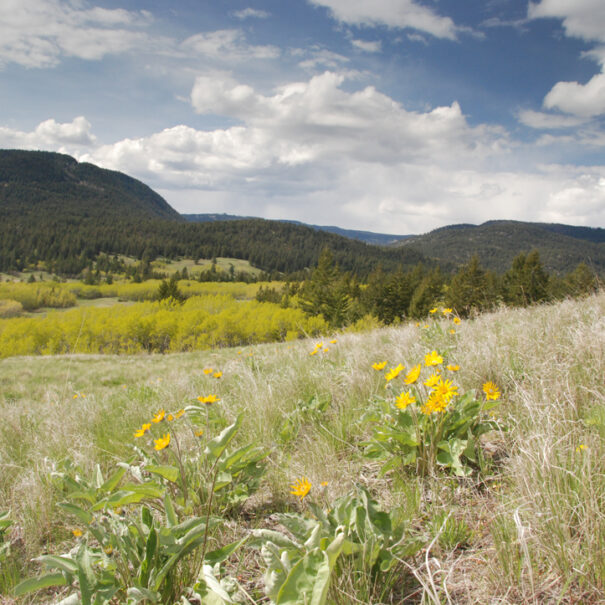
[0, 293, 603, 603]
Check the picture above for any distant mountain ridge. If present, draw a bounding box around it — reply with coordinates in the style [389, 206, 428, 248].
[400, 220, 605, 274]
[0, 149, 603, 276]
[183, 213, 412, 245]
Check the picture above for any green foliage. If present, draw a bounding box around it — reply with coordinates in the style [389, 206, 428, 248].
[252, 486, 422, 604]
[0, 511, 12, 563]
[16, 415, 257, 604]
[503, 250, 549, 306]
[445, 255, 499, 317]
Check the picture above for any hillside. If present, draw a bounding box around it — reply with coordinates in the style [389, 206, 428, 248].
[399, 220, 605, 274]
[0, 150, 429, 276]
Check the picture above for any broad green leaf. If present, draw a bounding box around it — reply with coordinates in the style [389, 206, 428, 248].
[164, 493, 177, 527]
[205, 416, 241, 461]
[204, 537, 248, 566]
[101, 466, 126, 493]
[36, 554, 78, 574]
[127, 586, 161, 603]
[14, 572, 69, 595]
[251, 529, 303, 550]
[146, 465, 179, 483]
[75, 543, 95, 605]
[58, 502, 93, 526]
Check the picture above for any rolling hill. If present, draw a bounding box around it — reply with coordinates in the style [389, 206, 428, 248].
[398, 220, 605, 274]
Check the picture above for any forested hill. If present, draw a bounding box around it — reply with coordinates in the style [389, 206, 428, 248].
[0, 150, 181, 221]
[399, 220, 605, 274]
[0, 150, 429, 276]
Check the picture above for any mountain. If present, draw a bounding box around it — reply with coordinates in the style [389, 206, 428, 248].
[398, 220, 605, 274]
[0, 149, 181, 221]
[183, 213, 411, 246]
[0, 150, 428, 276]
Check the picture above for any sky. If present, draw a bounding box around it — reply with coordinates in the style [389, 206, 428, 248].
[1, 0, 605, 235]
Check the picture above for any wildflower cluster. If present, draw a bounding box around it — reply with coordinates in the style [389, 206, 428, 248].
[367, 351, 502, 476]
[133, 407, 186, 450]
[309, 338, 337, 355]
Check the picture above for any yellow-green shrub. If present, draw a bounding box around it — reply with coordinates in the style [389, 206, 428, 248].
[0, 299, 23, 318]
[0, 295, 327, 358]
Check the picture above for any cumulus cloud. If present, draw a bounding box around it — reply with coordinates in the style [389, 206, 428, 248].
[0, 116, 96, 149]
[181, 29, 280, 62]
[0, 0, 152, 68]
[351, 39, 382, 53]
[232, 8, 270, 20]
[543, 73, 605, 118]
[517, 109, 588, 129]
[529, 1, 605, 118]
[528, 0, 605, 43]
[308, 0, 461, 40]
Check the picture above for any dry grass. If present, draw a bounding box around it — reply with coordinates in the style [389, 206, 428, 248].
[0, 293, 603, 603]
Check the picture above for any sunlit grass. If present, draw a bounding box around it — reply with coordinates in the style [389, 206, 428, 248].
[0, 292, 603, 602]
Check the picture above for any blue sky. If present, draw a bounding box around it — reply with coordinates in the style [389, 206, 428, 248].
[1, 0, 604, 234]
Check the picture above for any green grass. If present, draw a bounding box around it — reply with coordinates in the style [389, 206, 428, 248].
[0, 293, 603, 603]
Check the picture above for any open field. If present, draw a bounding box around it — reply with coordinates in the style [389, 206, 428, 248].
[0, 293, 603, 603]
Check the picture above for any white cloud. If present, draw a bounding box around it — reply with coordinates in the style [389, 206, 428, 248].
[5, 74, 604, 233]
[294, 46, 350, 71]
[0, 116, 96, 148]
[181, 29, 280, 62]
[517, 109, 588, 129]
[308, 0, 460, 40]
[529, 1, 605, 118]
[543, 73, 605, 118]
[351, 39, 382, 53]
[528, 0, 605, 43]
[232, 8, 270, 20]
[0, 0, 152, 68]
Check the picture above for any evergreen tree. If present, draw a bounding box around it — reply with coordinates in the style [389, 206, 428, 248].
[503, 250, 549, 306]
[446, 255, 495, 317]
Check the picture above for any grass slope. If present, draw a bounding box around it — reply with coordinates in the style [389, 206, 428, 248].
[0, 293, 604, 603]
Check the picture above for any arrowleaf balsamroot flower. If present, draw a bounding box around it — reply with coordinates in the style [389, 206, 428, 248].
[385, 364, 405, 382]
[453, 317, 461, 325]
[197, 394, 220, 404]
[203, 368, 214, 375]
[290, 477, 312, 500]
[151, 409, 165, 423]
[446, 364, 460, 371]
[404, 364, 421, 384]
[154, 433, 170, 451]
[134, 423, 151, 438]
[421, 392, 449, 415]
[432, 377, 458, 402]
[372, 361, 387, 371]
[483, 381, 501, 401]
[395, 391, 416, 410]
[442, 308, 453, 315]
[213, 371, 223, 379]
[424, 373, 441, 388]
[424, 350, 443, 367]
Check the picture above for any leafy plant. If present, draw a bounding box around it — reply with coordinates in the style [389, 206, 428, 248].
[252, 486, 423, 604]
[364, 354, 502, 476]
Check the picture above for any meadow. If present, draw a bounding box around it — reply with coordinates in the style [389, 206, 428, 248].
[0, 292, 603, 603]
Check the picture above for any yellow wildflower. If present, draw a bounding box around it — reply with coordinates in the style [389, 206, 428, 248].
[321, 481, 328, 487]
[203, 368, 214, 375]
[72, 528, 83, 537]
[429, 308, 438, 314]
[154, 433, 170, 451]
[432, 377, 458, 402]
[213, 371, 223, 379]
[576, 444, 587, 452]
[421, 392, 449, 414]
[385, 363, 405, 382]
[290, 477, 312, 500]
[446, 364, 460, 371]
[395, 391, 416, 410]
[372, 361, 387, 371]
[330, 339, 337, 344]
[449, 329, 456, 334]
[453, 317, 461, 325]
[151, 409, 165, 423]
[483, 381, 501, 401]
[309, 349, 318, 356]
[424, 373, 441, 388]
[104, 544, 113, 555]
[195, 429, 204, 437]
[134, 423, 151, 438]
[404, 364, 421, 385]
[197, 394, 220, 404]
[442, 308, 453, 315]
[424, 350, 443, 367]
[167, 414, 174, 422]
[174, 409, 185, 419]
